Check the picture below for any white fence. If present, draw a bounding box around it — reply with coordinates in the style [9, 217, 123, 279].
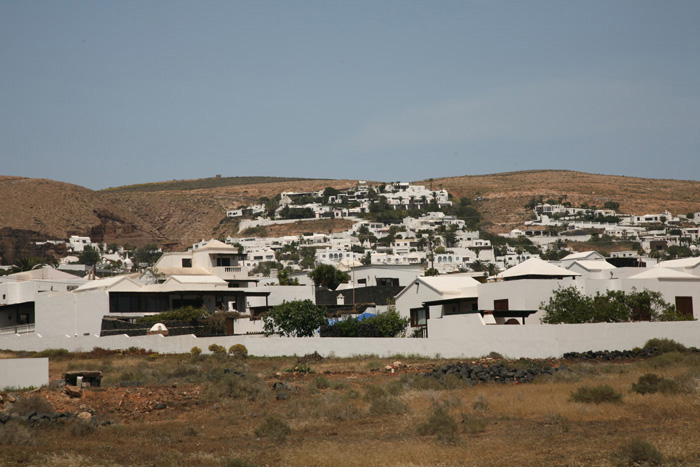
[1, 320, 699, 359]
[0, 324, 35, 336]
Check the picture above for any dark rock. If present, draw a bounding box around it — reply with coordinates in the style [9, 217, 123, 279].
[276, 392, 290, 400]
[154, 403, 167, 410]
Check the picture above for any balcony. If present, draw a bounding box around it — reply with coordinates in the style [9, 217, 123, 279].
[0, 323, 35, 335]
[213, 266, 247, 280]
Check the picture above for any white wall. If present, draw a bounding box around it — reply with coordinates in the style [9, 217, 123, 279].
[477, 278, 581, 323]
[35, 289, 109, 337]
[2, 320, 700, 359]
[0, 358, 49, 390]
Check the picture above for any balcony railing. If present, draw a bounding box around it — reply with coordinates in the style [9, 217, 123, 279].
[0, 323, 35, 335]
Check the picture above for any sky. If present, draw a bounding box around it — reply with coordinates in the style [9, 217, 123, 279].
[2, 0, 700, 190]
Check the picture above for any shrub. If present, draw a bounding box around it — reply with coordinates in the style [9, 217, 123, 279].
[228, 344, 248, 359]
[417, 404, 459, 444]
[284, 364, 314, 374]
[204, 368, 268, 402]
[631, 373, 679, 395]
[254, 415, 291, 443]
[569, 385, 623, 404]
[460, 412, 488, 434]
[34, 348, 70, 358]
[263, 300, 327, 337]
[6, 394, 53, 417]
[308, 376, 331, 390]
[208, 344, 227, 354]
[71, 420, 97, 437]
[644, 338, 687, 354]
[0, 421, 36, 446]
[611, 438, 664, 466]
[367, 395, 408, 416]
[190, 346, 202, 356]
[472, 394, 490, 412]
[137, 306, 210, 324]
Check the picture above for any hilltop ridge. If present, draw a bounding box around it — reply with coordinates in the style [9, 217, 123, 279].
[1, 170, 700, 264]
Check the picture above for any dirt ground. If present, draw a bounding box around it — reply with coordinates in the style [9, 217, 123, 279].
[2, 351, 700, 466]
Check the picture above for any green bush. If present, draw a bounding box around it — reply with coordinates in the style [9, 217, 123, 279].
[308, 376, 331, 390]
[208, 344, 227, 354]
[228, 344, 248, 359]
[611, 438, 664, 466]
[254, 415, 291, 443]
[417, 404, 459, 444]
[190, 346, 202, 356]
[569, 385, 623, 404]
[263, 300, 327, 337]
[367, 395, 409, 416]
[644, 338, 687, 354]
[137, 306, 210, 324]
[631, 373, 679, 395]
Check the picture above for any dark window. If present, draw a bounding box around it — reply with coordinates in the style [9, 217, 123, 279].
[217, 257, 231, 267]
[182, 258, 192, 268]
[358, 278, 367, 285]
[676, 296, 693, 318]
[410, 308, 429, 327]
[494, 299, 509, 311]
[377, 277, 400, 287]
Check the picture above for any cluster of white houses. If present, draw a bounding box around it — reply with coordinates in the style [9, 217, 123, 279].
[1, 237, 698, 342]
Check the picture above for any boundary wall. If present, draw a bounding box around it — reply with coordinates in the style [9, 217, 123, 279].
[0, 358, 49, 390]
[1, 321, 699, 359]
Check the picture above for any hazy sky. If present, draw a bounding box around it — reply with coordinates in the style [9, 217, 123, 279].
[2, 1, 699, 190]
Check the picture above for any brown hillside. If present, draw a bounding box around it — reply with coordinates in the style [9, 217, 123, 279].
[101, 179, 359, 248]
[2, 171, 699, 264]
[0, 177, 163, 263]
[422, 170, 700, 232]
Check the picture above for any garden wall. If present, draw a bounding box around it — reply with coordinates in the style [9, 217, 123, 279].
[1, 320, 699, 359]
[0, 358, 49, 390]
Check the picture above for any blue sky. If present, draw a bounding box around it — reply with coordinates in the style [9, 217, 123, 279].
[2, 1, 699, 190]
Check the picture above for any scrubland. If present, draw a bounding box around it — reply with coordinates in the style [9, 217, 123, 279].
[1, 343, 700, 466]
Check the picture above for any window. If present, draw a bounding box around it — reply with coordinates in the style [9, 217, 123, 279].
[182, 258, 192, 268]
[217, 257, 231, 267]
[494, 299, 509, 311]
[377, 277, 399, 287]
[410, 308, 429, 327]
[676, 297, 693, 318]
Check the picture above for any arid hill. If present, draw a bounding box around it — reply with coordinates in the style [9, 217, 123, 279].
[423, 170, 700, 232]
[1, 171, 699, 264]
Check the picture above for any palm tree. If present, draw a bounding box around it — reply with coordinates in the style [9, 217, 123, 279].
[10, 257, 45, 273]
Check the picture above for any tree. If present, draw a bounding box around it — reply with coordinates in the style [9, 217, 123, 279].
[277, 268, 300, 286]
[308, 264, 350, 290]
[133, 244, 163, 267]
[10, 257, 45, 273]
[78, 245, 101, 266]
[541, 286, 689, 324]
[263, 300, 327, 337]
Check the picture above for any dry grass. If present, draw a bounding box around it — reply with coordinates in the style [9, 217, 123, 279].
[2, 351, 700, 466]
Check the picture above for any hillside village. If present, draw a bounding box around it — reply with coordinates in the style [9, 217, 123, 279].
[1, 180, 700, 348]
